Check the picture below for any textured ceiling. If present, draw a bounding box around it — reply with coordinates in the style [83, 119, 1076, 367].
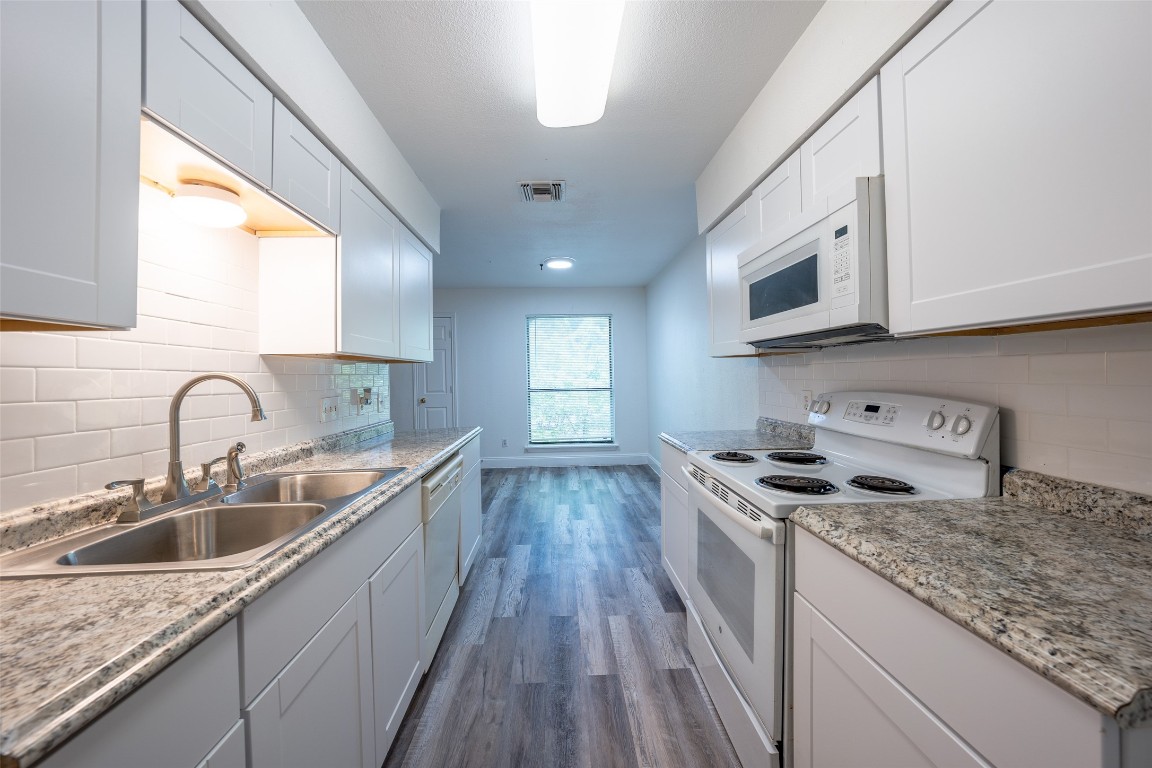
[298, 1, 823, 288]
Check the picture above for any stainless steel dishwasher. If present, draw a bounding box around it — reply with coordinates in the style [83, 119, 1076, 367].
[421, 454, 463, 666]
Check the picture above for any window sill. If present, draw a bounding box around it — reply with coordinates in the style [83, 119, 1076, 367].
[524, 443, 619, 453]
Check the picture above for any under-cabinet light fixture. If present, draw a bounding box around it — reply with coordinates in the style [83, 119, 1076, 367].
[170, 181, 247, 228]
[542, 257, 575, 270]
[531, 0, 625, 128]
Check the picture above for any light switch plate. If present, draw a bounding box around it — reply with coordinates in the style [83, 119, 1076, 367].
[319, 396, 339, 423]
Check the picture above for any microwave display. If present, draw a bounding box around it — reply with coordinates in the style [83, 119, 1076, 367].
[749, 252, 819, 320]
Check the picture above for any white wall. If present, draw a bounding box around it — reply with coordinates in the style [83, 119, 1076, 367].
[759, 324, 1152, 495]
[695, 0, 938, 233]
[187, 0, 441, 252]
[645, 235, 759, 461]
[0, 184, 389, 512]
[431, 288, 649, 466]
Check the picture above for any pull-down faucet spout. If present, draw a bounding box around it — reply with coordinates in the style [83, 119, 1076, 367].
[162, 373, 266, 502]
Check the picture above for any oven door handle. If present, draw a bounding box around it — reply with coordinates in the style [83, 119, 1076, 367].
[682, 466, 783, 543]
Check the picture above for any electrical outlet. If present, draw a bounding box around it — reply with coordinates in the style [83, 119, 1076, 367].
[501, 439, 508, 448]
[319, 396, 339, 423]
[377, 390, 386, 412]
[801, 390, 814, 412]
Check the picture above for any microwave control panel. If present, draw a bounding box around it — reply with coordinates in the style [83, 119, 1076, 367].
[831, 224, 854, 298]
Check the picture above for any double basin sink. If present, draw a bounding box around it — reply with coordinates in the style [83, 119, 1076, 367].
[0, 469, 405, 578]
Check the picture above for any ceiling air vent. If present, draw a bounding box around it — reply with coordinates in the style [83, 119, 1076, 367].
[520, 180, 565, 202]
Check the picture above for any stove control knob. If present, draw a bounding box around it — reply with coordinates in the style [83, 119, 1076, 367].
[924, 410, 946, 431]
[814, 399, 831, 415]
[950, 415, 973, 436]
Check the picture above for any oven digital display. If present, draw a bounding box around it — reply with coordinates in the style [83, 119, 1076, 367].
[864, 404, 881, 414]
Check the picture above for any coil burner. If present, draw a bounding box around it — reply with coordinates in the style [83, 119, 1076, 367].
[765, 451, 828, 466]
[846, 475, 917, 495]
[710, 451, 757, 463]
[755, 475, 839, 495]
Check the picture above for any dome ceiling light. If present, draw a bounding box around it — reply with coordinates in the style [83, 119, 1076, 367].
[170, 181, 248, 228]
[541, 257, 575, 270]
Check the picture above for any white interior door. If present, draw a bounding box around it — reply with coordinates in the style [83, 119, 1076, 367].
[414, 316, 456, 429]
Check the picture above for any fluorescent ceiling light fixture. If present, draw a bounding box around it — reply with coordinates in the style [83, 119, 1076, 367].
[171, 181, 247, 228]
[543, 257, 575, 270]
[531, 0, 625, 128]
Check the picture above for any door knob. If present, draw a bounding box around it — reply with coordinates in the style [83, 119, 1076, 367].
[419, 397, 427, 404]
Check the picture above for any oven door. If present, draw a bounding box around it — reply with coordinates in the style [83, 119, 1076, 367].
[682, 466, 786, 742]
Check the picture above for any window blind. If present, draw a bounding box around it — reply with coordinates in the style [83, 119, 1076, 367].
[526, 315, 614, 444]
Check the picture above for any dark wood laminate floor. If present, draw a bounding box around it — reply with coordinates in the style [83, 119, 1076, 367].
[383, 466, 741, 768]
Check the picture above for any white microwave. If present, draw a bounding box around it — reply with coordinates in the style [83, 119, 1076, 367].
[738, 176, 889, 349]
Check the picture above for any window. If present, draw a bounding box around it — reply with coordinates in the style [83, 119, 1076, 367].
[526, 315, 614, 444]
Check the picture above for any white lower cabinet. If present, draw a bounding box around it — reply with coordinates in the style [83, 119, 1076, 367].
[458, 436, 483, 585]
[659, 443, 691, 603]
[369, 527, 425, 764]
[39, 621, 240, 768]
[246, 585, 376, 768]
[792, 527, 1138, 768]
[195, 721, 247, 768]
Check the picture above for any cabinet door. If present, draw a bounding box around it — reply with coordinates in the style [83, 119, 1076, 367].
[753, 152, 803, 249]
[792, 594, 989, 768]
[882, 0, 1152, 334]
[272, 99, 342, 233]
[369, 526, 424, 764]
[799, 77, 880, 219]
[398, 227, 434, 362]
[195, 721, 246, 768]
[706, 201, 760, 357]
[0, 0, 139, 329]
[459, 462, 482, 584]
[143, 0, 274, 186]
[659, 469, 691, 603]
[247, 585, 376, 768]
[338, 173, 401, 358]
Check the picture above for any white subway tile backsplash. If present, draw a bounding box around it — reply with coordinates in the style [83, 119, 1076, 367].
[78, 455, 144, 495]
[1106, 351, 1152, 385]
[0, 466, 77, 511]
[35, 370, 111, 402]
[76, 400, 141, 431]
[35, 431, 109, 471]
[1028, 352, 1106, 385]
[0, 334, 76, 368]
[1, 439, 34, 476]
[110, 370, 170, 399]
[0, 368, 35, 403]
[76, 338, 141, 370]
[0, 403, 75, 440]
[759, 322, 1152, 494]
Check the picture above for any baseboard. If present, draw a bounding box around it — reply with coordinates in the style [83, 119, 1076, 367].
[481, 453, 650, 469]
[647, 453, 660, 474]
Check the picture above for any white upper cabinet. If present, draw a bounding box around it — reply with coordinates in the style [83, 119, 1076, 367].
[881, 0, 1152, 334]
[706, 201, 760, 357]
[272, 100, 341, 233]
[144, 0, 274, 186]
[752, 152, 803, 252]
[0, 0, 140, 329]
[339, 172, 401, 359]
[799, 77, 880, 220]
[398, 228, 434, 363]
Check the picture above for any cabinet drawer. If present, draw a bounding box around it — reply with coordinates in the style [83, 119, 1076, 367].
[794, 528, 1107, 768]
[40, 620, 240, 768]
[659, 442, 688, 488]
[239, 484, 421, 704]
[461, 436, 481, 477]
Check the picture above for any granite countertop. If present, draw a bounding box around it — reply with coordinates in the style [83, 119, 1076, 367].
[791, 481, 1152, 728]
[659, 420, 813, 454]
[0, 427, 481, 768]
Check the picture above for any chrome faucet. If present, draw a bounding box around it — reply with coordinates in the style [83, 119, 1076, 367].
[162, 373, 266, 502]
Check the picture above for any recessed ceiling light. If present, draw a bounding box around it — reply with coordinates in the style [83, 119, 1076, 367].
[170, 181, 247, 228]
[543, 257, 575, 270]
[531, 0, 625, 128]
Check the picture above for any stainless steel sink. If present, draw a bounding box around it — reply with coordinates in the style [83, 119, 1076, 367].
[56, 504, 327, 566]
[220, 469, 403, 504]
[0, 466, 407, 578]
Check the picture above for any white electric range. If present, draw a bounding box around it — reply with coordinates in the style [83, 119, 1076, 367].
[679, 391, 1000, 768]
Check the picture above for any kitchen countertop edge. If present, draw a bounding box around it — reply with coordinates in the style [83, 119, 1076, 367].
[0, 427, 482, 768]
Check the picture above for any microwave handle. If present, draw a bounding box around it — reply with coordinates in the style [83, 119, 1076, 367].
[681, 466, 784, 543]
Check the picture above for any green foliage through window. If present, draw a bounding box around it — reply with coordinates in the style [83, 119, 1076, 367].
[526, 315, 614, 444]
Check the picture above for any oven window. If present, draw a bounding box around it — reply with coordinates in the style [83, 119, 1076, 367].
[696, 511, 756, 659]
[749, 252, 819, 320]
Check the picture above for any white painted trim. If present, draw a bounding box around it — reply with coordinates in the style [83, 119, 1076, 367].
[524, 442, 619, 453]
[482, 454, 649, 469]
[647, 453, 661, 474]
